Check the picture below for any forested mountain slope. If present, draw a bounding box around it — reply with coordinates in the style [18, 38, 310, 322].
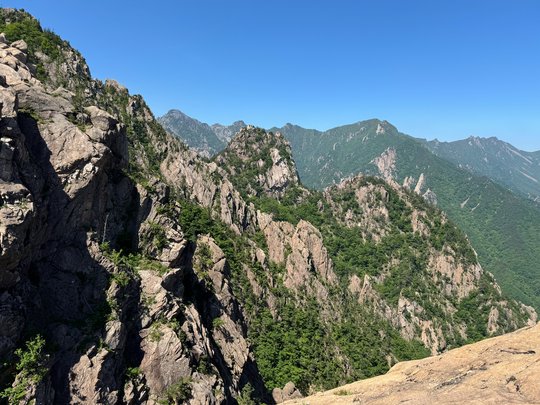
[276, 120, 540, 311]
[422, 136, 540, 203]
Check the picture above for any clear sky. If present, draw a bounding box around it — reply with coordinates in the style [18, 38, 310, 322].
[2, 0, 540, 150]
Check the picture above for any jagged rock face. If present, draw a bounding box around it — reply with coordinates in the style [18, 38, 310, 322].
[214, 126, 301, 199]
[257, 212, 295, 264]
[257, 212, 337, 306]
[370, 148, 439, 206]
[0, 25, 269, 404]
[283, 322, 540, 405]
[0, 35, 127, 364]
[327, 178, 391, 242]
[371, 147, 397, 184]
[160, 148, 258, 235]
[284, 220, 337, 290]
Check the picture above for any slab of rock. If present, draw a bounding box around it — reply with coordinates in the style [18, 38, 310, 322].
[284, 322, 540, 405]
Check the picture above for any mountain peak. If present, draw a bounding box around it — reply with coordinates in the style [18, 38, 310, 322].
[214, 127, 301, 198]
[158, 109, 246, 156]
[158, 109, 221, 158]
[161, 108, 202, 123]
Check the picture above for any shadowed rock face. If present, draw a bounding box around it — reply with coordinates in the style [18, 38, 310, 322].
[0, 16, 270, 403]
[284, 322, 540, 405]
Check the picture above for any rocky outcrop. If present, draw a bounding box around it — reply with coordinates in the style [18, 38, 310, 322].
[160, 147, 258, 235]
[257, 212, 295, 264]
[211, 120, 246, 144]
[283, 220, 337, 305]
[429, 252, 482, 298]
[371, 147, 397, 185]
[328, 177, 391, 241]
[256, 210, 337, 306]
[264, 146, 297, 194]
[283, 322, 540, 405]
[214, 126, 301, 199]
[272, 382, 303, 403]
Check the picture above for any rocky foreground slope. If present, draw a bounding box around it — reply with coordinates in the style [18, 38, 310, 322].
[0, 9, 536, 405]
[284, 322, 540, 405]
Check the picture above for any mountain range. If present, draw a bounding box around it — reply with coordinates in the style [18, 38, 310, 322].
[0, 8, 538, 405]
[422, 136, 540, 203]
[159, 111, 540, 312]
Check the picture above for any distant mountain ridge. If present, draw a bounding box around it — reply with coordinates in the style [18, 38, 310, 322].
[158, 109, 245, 157]
[421, 136, 540, 203]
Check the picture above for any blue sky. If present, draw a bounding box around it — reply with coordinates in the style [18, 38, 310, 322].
[3, 0, 540, 150]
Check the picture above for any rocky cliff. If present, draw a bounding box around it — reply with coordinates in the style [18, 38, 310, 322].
[214, 127, 301, 199]
[0, 10, 267, 404]
[0, 9, 536, 405]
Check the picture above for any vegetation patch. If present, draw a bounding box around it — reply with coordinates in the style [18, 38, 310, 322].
[0, 335, 48, 404]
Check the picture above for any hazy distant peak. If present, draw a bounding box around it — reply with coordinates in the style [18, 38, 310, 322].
[424, 134, 540, 202]
[163, 108, 190, 118]
[158, 109, 246, 157]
